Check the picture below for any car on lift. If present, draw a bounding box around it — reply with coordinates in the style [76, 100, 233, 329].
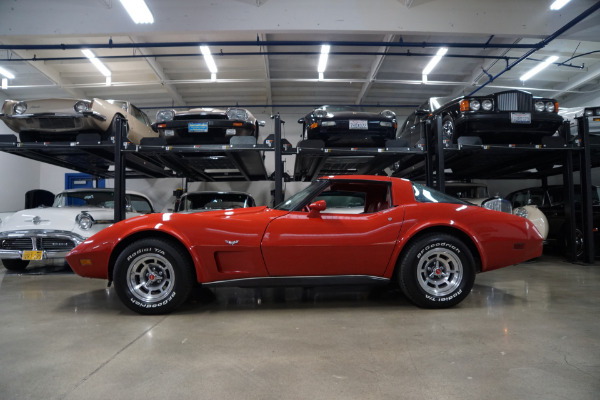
[173, 191, 256, 213]
[66, 175, 543, 315]
[559, 105, 600, 144]
[397, 90, 563, 147]
[0, 98, 157, 144]
[504, 185, 600, 258]
[152, 107, 265, 145]
[298, 105, 397, 147]
[444, 182, 549, 241]
[0, 188, 154, 271]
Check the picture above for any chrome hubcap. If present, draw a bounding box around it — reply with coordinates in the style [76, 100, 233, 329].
[127, 253, 175, 302]
[417, 248, 463, 296]
[442, 120, 454, 139]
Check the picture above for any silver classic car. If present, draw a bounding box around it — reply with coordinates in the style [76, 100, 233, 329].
[0, 189, 154, 271]
[0, 98, 157, 144]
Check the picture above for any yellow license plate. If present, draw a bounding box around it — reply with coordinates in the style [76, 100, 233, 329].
[22, 251, 43, 261]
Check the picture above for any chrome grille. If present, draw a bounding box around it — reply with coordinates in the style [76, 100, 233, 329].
[174, 114, 227, 121]
[1, 238, 34, 250]
[40, 238, 75, 251]
[0, 237, 75, 251]
[38, 117, 77, 129]
[496, 92, 532, 112]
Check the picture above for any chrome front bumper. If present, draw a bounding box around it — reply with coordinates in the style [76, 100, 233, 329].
[0, 111, 107, 121]
[0, 230, 86, 260]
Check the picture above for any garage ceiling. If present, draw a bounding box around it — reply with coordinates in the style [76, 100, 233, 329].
[0, 0, 599, 119]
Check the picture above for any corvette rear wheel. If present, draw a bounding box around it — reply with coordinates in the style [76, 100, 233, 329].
[398, 233, 475, 308]
[113, 238, 194, 315]
[1, 259, 30, 271]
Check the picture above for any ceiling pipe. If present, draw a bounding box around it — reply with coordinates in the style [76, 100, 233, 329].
[0, 52, 585, 70]
[0, 40, 550, 52]
[468, 0, 600, 96]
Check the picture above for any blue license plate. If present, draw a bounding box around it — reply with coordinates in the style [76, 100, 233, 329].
[188, 122, 208, 132]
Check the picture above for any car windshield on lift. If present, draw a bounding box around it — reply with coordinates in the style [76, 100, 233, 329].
[53, 191, 116, 208]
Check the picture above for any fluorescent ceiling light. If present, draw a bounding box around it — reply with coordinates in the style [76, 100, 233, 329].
[200, 46, 218, 73]
[211, 73, 217, 81]
[422, 47, 448, 75]
[119, 0, 154, 24]
[319, 72, 324, 81]
[520, 55, 559, 81]
[550, 0, 571, 10]
[0, 66, 15, 79]
[318, 45, 330, 73]
[1, 78, 7, 89]
[82, 49, 112, 77]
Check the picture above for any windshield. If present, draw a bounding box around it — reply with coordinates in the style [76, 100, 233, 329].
[275, 181, 329, 211]
[53, 191, 116, 208]
[412, 182, 470, 205]
[178, 193, 255, 211]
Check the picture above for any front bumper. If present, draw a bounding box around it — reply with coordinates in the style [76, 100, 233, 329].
[0, 230, 86, 260]
[308, 120, 396, 146]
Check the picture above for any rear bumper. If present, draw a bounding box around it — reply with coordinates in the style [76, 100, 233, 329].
[155, 120, 256, 144]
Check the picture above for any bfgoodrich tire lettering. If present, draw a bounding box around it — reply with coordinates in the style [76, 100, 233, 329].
[398, 233, 475, 308]
[113, 238, 194, 315]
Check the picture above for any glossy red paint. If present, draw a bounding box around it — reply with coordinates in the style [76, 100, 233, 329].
[66, 175, 543, 287]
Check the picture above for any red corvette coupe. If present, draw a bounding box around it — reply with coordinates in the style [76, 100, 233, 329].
[66, 176, 543, 314]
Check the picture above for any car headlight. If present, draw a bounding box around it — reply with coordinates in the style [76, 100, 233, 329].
[482, 99, 493, 111]
[13, 101, 27, 115]
[470, 100, 481, 111]
[75, 212, 94, 230]
[226, 108, 249, 121]
[584, 109, 593, 117]
[545, 101, 555, 112]
[156, 110, 175, 123]
[535, 101, 545, 112]
[380, 110, 396, 119]
[514, 207, 528, 219]
[74, 100, 90, 113]
[313, 109, 328, 118]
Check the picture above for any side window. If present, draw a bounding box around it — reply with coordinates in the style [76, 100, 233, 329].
[511, 191, 529, 208]
[130, 106, 148, 125]
[310, 181, 391, 215]
[128, 195, 153, 214]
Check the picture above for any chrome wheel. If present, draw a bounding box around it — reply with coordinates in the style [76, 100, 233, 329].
[127, 253, 175, 303]
[442, 118, 454, 139]
[416, 248, 463, 297]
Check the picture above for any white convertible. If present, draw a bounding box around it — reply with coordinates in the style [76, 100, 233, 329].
[0, 189, 154, 271]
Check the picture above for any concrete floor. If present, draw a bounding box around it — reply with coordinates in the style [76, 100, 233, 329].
[0, 256, 598, 400]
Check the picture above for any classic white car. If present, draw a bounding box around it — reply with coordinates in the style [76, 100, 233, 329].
[0, 98, 157, 144]
[0, 189, 154, 271]
[445, 182, 549, 240]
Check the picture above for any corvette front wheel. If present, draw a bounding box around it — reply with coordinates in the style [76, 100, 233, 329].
[398, 233, 475, 308]
[113, 238, 194, 315]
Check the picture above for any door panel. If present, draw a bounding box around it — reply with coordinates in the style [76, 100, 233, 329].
[261, 208, 403, 277]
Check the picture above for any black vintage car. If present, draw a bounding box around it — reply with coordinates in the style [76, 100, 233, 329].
[397, 90, 563, 147]
[152, 107, 265, 145]
[505, 185, 600, 258]
[298, 105, 397, 147]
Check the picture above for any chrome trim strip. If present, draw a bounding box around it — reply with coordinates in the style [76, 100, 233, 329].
[203, 275, 390, 288]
